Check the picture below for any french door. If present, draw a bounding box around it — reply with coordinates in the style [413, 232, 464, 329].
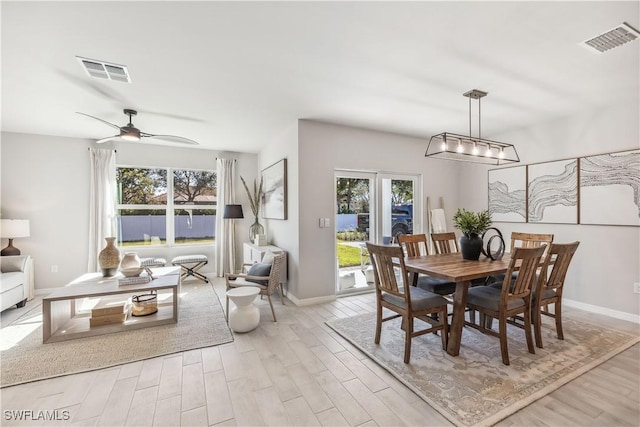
[335, 171, 421, 294]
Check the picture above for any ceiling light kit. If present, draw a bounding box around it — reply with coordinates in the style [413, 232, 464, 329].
[77, 109, 199, 145]
[425, 89, 520, 165]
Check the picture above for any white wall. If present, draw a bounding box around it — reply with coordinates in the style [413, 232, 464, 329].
[0, 132, 258, 291]
[459, 101, 640, 319]
[295, 120, 462, 301]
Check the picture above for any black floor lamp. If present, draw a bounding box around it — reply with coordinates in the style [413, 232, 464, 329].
[223, 204, 243, 273]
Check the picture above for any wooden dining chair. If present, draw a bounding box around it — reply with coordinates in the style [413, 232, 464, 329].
[532, 241, 580, 348]
[464, 245, 546, 365]
[431, 232, 459, 254]
[397, 234, 456, 295]
[489, 232, 554, 286]
[366, 242, 448, 363]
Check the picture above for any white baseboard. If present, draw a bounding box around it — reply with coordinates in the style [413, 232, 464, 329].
[563, 298, 640, 324]
[287, 293, 336, 306]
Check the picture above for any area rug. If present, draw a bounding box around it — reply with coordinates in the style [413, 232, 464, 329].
[1, 282, 233, 388]
[326, 312, 638, 427]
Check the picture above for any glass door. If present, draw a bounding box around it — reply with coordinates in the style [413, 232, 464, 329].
[335, 171, 421, 294]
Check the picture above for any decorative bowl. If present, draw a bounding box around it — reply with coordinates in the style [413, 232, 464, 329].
[121, 267, 145, 277]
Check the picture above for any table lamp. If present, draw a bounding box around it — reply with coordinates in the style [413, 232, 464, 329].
[0, 219, 30, 256]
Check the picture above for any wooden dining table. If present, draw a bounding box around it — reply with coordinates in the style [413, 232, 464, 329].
[404, 252, 514, 356]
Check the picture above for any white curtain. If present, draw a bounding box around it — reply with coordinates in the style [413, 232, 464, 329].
[88, 148, 117, 273]
[215, 158, 237, 276]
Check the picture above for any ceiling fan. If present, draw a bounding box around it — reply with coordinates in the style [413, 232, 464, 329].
[77, 108, 199, 145]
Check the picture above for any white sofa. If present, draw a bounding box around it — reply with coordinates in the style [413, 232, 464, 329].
[1, 255, 32, 312]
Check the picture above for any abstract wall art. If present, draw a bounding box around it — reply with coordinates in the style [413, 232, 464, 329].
[580, 150, 639, 226]
[488, 165, 526, 223]
[528, 159, 578, 224]
[261, 158, 288, 220]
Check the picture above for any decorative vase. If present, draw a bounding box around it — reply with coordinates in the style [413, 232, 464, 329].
[98, 237, 121, 277]
[120, 252, 141, 270]
[459, 233, 484, 260]
[249, 218, 264, 243]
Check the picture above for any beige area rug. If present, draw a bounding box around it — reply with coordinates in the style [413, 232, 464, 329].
[326, 312, 638, 427]
[1, 282, 233, 388]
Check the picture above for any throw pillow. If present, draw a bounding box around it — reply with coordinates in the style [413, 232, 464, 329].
[246, 263, 271, 285]
[261, 250, 275, 265]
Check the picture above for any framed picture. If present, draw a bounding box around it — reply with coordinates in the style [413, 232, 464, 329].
[527, 159, 578, 224]
[261, 158, 287, 220]
[488, 165, 527, 222]
[580, 149, 640, 226]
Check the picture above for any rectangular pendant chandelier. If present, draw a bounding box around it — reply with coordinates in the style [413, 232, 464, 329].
[425, 90, 520, 165]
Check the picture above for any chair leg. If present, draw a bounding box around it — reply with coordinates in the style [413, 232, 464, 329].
[267, 294, 277, 322]
[277, 284, 285, 305]
[524, 306, 535, 355]
[404, 315, 413, 364]
[375, 304, 382, 344]
[440, 307, 448, 350]
[225, 295, 230, 321]
[533, 306, 544, 349]
[555, 301, 564, 340]
[499, 316, 510, 365]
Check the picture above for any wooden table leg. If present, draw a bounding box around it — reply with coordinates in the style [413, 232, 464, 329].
[447, 280, 470, 356]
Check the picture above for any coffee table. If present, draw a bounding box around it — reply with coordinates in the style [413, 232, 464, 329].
[42, 267, 181, 343]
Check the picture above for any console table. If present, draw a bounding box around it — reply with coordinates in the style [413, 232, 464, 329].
[42, 267, 181, 343]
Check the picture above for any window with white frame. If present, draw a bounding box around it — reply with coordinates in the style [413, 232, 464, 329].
[116, 166, 217, 246]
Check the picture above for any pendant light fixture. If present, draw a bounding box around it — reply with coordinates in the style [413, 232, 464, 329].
[425, 89, 520, 165]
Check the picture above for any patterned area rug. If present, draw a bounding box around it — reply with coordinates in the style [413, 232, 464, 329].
[326, 312, 638, 427]
[1, 282, 233, 388]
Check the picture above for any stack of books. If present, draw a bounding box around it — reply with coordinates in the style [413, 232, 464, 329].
[89, 299, 131, 327]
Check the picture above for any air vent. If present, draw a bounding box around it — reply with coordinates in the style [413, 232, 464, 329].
[580, 22, 640, 53]
[76, 56, 131, 82]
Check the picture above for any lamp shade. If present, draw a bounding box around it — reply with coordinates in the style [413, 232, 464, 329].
[0, 219, 30, 238]
[223, 204, 244, 219]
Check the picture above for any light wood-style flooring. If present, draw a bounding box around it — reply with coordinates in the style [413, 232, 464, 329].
[1, 277, 638, 426]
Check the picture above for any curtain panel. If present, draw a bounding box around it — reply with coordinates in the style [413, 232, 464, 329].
[88, 148, 117, 273]
[215, 158, 237, 276]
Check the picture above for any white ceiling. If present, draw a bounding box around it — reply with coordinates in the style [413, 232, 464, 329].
[2, 1, 639, 153]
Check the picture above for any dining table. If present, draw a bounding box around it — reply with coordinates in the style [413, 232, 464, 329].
[404, 252, 515, 356]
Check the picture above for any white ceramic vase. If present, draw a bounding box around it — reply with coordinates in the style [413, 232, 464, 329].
[120, 252, 141, 270]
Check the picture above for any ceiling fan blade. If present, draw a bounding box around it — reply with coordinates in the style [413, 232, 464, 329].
[96, 135, 121, 144]
[137, 109, 205, 123]
[77, 112, 121, 130]
[140, 133, 199, 145]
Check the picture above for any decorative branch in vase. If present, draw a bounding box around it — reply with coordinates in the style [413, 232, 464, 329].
[240, 176, 264, 242]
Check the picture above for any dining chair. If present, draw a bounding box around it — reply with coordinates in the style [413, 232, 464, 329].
[431, 232, 459, 254]
[397, 233, 456, 295]
[464, 245, 546, 365]
[225, 253, 287, 322]
[366, 242, 448, 363]
[488, 232, 554, 286]
[532, 241, 580, 348]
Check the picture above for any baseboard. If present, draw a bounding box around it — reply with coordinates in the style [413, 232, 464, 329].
[563, 298, 640, 324]
[287, 293, 336, 306]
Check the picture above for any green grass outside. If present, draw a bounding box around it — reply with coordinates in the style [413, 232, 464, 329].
[337, 242, 363, 268]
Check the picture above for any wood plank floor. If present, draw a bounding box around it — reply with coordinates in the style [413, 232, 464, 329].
[1, 277, 638, 426]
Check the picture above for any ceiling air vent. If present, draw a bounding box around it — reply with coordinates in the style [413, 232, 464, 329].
[76, 56, 131, 82]
[580, 22, 640, 53]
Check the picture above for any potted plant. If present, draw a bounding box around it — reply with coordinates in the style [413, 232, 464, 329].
[452, 208, 492, 260]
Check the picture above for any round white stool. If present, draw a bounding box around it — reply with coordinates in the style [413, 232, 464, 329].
[226, 287, 261, 332]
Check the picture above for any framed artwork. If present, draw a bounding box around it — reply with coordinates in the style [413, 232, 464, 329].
[527, 159, 578, 224]
[261, 158, 288, 220]
[580, 150, 640, 226]
[488, 166, 527, 222]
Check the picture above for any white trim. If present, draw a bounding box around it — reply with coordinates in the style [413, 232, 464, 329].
[287, 293, 336, 306]
[564, 298, 640, 324]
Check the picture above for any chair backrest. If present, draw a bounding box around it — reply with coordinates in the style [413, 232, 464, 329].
[537, 241, 580, 300]
[510, 232, 554, 258]
[500, 245, 546, 300]
[266, 253, 287, 294]
[396, 233, 429, 257]
[431, 232, 459, 254]
[366, 242, 409, 300]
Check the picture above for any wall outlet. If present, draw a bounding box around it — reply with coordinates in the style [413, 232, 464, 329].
[51, 265, 58, 273]
[634, 282, 640, 294]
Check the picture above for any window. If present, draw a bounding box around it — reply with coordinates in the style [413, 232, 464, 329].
[116, 167, 217, 246]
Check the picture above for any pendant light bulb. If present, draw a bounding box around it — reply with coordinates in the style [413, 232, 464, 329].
[485, 144, 492, 157]
[456, 140, 464, 153]
[472, 142, 479, 155]
[499, 147, 505, 159]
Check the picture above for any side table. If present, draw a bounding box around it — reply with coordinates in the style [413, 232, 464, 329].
[226, 287, 260, 333]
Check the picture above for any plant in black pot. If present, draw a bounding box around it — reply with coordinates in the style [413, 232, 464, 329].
[453, 208, 492, 260]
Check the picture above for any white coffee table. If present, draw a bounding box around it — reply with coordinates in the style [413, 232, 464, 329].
[226, 287, 260, 332]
